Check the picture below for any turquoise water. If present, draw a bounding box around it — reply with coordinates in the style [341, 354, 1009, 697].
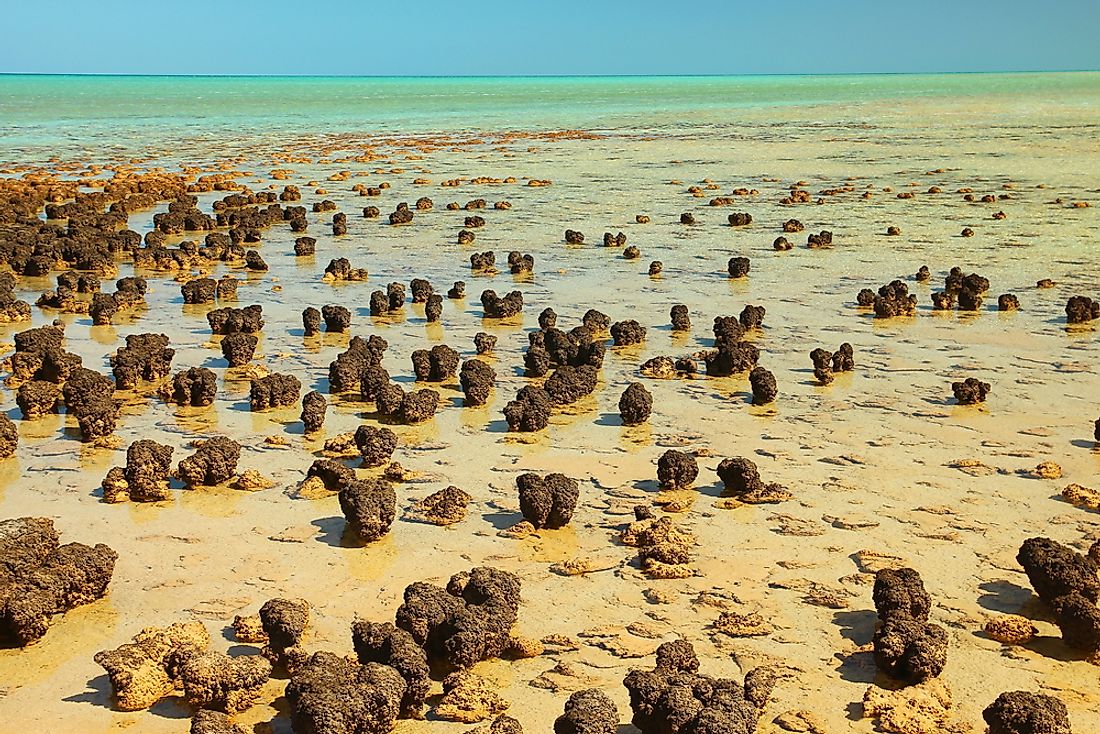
[2, 72, 1100, 160]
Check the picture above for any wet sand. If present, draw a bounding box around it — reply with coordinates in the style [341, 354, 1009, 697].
[1, 96, 1099, 733]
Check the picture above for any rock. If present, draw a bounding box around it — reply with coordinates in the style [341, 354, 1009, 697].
[481, 290, 523, 318]
[159, 366, 217, 407]
[611, 320, 646, 346]
[396, 566, 521, 669]
[190, 710, 248, 734]
[1061, 483, 1100, 511]
[460, 359, 496, 406]
[670, 305, 690, 331]
[727, 256, 750, 278]
[504, 386, 552, 432]
[178, 436, 241, 486]
[259, 598, 310, 666]
[352, 620, 430, 718]
[952, 377, 990, 405]
[657, 450, 698, 489]
[861, 678, 965, 734]
[749, 366, 777, 405]
[0, 415, 17, 458]
[1065, 295, 1099, 324]
[286, 651, 405, 734]
[339, 478, 397, 542]
[623, 640, 771, 734]
[95, 621, 210, 710]
[984, 615, 1038, 645]
[301, 390, 327, 433]
[872, 568, 948, 683]
[619, 383, 653, 425]
[179, 651, 271, 713]
[983, 691, 1072, 734]
[249, 373, 300, 410]
[405, 486, 471, 525]
[712, 611, 774, 637]
[1029, 462, 1062, 480]
[517, 473, 579, 529]
[436, 671, 510, 723]
[354, 426, 398, 467]
[553, 689, 618, 734]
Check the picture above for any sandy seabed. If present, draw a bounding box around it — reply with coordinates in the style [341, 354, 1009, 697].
[1, 100, 1099, 734]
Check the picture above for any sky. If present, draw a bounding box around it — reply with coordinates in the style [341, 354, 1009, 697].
[2, 0, 1099, 76]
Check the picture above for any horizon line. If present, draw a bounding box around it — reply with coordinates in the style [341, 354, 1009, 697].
[1, 69, 1098, 80]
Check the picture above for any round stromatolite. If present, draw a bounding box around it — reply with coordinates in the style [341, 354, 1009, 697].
[459, 359, 495, 406]
[339, 478, 397, 542]
[657, 450, 698, 489]
[618, 382, 652, 425]
[982, 691, 1072, 734]
[301, 390, 327, 433]
[517, 472, 579, 529]
[354, 425, 398, 467]
[749, 366, 777, 405]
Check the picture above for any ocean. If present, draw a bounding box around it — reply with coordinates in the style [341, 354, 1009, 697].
[2, 72, 1099, 165]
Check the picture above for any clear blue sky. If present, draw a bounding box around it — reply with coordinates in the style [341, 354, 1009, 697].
[3, 0, 1098, 76]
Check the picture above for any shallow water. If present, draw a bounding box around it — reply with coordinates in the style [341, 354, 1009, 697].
[1, 73, 1099, 731]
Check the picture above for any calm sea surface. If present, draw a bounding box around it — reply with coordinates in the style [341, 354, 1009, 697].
[2, 73, 1099, 161]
